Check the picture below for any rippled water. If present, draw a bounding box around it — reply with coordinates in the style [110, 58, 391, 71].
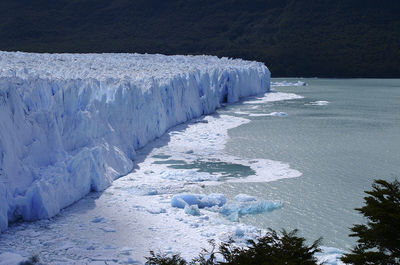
[202, 78, 400, 249]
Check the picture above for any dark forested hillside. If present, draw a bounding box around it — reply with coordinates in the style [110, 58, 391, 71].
[0, 0, 399, 77]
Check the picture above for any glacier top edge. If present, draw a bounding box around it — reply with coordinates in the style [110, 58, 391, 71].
[0, 51, 269, 82]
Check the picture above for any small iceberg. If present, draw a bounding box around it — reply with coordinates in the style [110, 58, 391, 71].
[171, 193, 281, 222]
[306, 100, 329, 106]
[91, 216, 106, 223]
[171, 193, 227, 209]
[249, 112, 288, 117]
[220, 200, 282, 222]
[184, 205, 201, 216]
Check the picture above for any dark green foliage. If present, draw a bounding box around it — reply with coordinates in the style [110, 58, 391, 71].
[190, 239, 218, 265]
[145, 229, 322, 265]
[19, 254, 40, 265]
[218, 229, 321, 265]
[0, 0, 399, 77]
[146, 250, 187, 265]
[341, 179, 400, 265]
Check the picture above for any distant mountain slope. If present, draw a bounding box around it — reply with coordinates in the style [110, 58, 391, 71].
[0, 0, 399, 77]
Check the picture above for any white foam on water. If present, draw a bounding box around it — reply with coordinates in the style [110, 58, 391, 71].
[249, 112, 288, 117]
[271, 80, 307, 87]
[243, 91, 304, 104]
[234, 111, 288, 117]
[306, 100, 330, 106]
[135, 114, 302, 186]
[233, 111, 250, 115]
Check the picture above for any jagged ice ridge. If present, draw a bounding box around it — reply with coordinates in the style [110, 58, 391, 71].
[0, 51, 270, 231]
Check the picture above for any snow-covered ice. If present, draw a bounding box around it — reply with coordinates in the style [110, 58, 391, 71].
[0, 96, 305, 264]
[0, 53, 343, 264]
[0, 252, 26, 265]
[0, 51, 270, 231]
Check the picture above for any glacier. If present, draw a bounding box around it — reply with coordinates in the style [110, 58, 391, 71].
[0, 51, 270, 231]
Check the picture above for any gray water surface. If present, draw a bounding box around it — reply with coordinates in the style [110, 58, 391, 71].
[203, 78, 400, 249]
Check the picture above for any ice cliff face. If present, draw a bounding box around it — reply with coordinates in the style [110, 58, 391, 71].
[0, 52, 270, 231]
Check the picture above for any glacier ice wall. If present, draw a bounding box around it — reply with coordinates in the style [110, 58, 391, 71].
[0, 52, 270, 231]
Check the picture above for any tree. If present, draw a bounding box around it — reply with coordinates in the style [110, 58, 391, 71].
[341, 179, 400, 265]
[146, 250, 186, 265]
[145, 229, 322, 265]
[218, 229, 321, 265]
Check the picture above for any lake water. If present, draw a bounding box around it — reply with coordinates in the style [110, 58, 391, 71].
[201, 78, 400, 249]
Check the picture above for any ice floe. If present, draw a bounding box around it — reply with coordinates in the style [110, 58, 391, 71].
[271, 80, 307, 87]
[219, 199, 282, 222]
[249, 112, 288, 117]
[172, 193, 281, 222]
[306, 100, 330, 106]
[243, 91, 304, 104]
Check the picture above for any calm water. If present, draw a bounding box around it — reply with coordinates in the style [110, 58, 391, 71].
[203, 78, 400, 249]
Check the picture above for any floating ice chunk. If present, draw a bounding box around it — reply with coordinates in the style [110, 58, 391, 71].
[184, 205, 201, 216]
[120, 257, 140, 264]
[87, 245, 96, 251]
[119, 247, 133, 256]
[100, 227, 116, 232]
[91, 216, 106, 223]
[306, 100, 329, 106]
[220, 200, 281, 222]
[234, 194, 257, 202]
[160, 170, 218, 182]
[249, 112, 288, 117]
[171, 194, 201, 209]
[171, 193, 227, 209]
[201, 232, 216, 237]
[104, 244, 118, 250]
[271, 81, 307, 87]
[145, 188, 158, 196]
[235, 226, 245, 237]
[234, 111, 250, 115]
[243, 92, 304, 104]
[146, 207, 167, 214]
[271, 112, 288, 116]
[199, 194, 228, 208]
